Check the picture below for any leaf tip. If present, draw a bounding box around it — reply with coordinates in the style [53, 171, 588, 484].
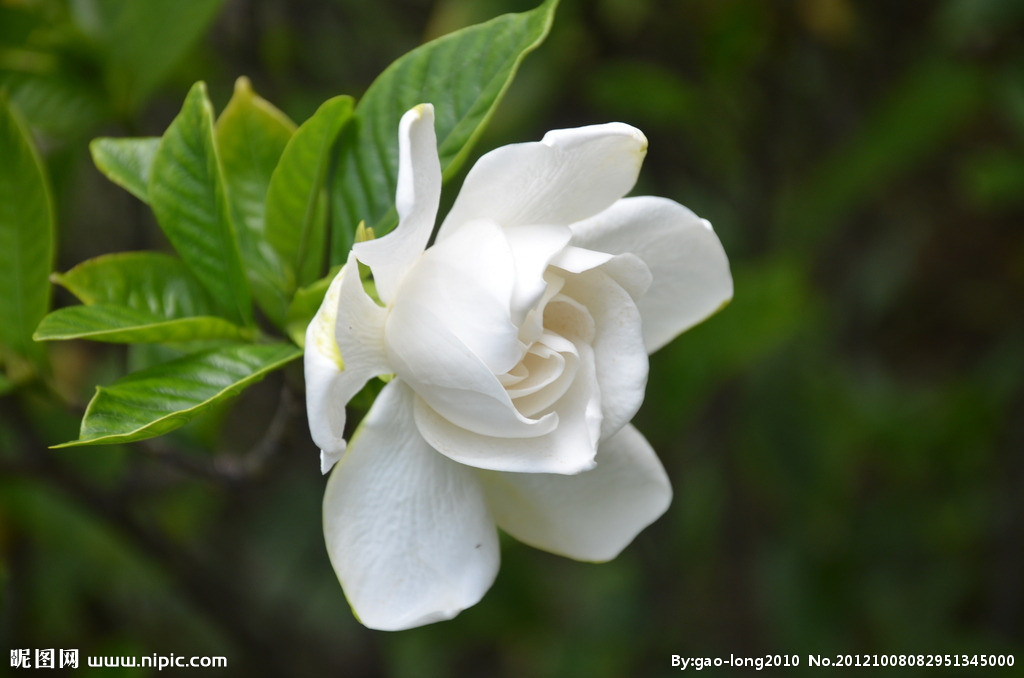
[186, 81, 215, 116]
[233, 76, 254, 97]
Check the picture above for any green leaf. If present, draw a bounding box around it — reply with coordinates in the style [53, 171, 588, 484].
[0, 96, 54, 363]
[284, 267, 339, 348]
[0, 71, 108, 139]
[329, 0, 559, 262]
[69, 0, 226, 112]
[148, 82, 252, 325]
[34, 305, 250, 344]
[266, 95, 354, 295]
[89, 137, 160, 203]
[215, 77, 296, 328]
[52, 251, 218, 318]
[44, 252, 245, 346]
[57, 342, 301, 447]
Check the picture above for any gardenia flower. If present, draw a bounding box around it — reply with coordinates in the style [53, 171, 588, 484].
[305, 104, 732, 631]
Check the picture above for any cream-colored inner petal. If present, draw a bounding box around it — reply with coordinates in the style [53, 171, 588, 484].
[541, 294, 596, 346]
[510, 335, 580, 417]
[501, 276, 597, 419]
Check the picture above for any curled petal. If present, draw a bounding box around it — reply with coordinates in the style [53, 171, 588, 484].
[303, 269, 347, 472]
[305, 255, 388, 473]
[386, 221, 557, 439]
[413, 338, 601, 475]
[557, 270, 648, 440]
[334, 253, 390, 376]
[551, 246, 652, 302]
[353, 104, 441, 304]
[508, 332, 578, 416]
[439, 123, 647, 237]
[387, 299, 557, 439]
[570, 196, 733, 353]
[502, 224, 572, 326]
[323, 380, 500, 631]
[479, 424, 671, 562]
[517, 271, 565, 349]
[392, 218, 521, 375]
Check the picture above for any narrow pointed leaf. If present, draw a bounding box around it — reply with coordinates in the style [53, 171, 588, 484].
[215, 77, 296, 327]
[329, 0, 559, 261]
[0, 97, 54, 362]
[52, 251, 218, 317]
[148, 82, 252, 325]
[266, 95, 353, 293]
[57, 342, 301, 447]
[34, 305, 250, 343]
[89, 137, 160, 203]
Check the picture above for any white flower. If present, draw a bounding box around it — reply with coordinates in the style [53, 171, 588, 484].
[305, 104, 732, 631]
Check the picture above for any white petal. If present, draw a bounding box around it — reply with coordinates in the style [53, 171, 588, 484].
[570, 196, 733, 353]
[304, 256, 389, 474]
[303, 269, 348, 472]
[438, 123, 647, 237]
[385, 221, 557, 440]
[352, 104, 441, 304]
[551, 246, 652, 302]
[507, 332, 578, 414]
[387, 296, 557, 439]
[549, 245, 612, 274]
[558, 269, 648, 440]
[479, 423, 671, 562]
[393, 218, 521, 375]
[502, 224, 572, 325]
[322, 380, 500, 631]
[413, 338, 601, 475]
[518, 270, 565, 348]
[334, 253, 390, 376]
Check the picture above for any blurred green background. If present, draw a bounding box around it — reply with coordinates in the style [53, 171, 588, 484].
[2, 0, 1022, 675]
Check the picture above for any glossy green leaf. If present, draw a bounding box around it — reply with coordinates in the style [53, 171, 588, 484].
[89, 137, 160, 203]
[215, 77, 296, 327]
[329, 0, 558, 262]
[34, 305, 250, 344]
[0, 97, 54, 362]
[148, 82, 252, 325]
[52, 251, 218, 318]
[266, 95, 354, 296]
[57, 342, 301, 447]
[69, 0, 225, 112]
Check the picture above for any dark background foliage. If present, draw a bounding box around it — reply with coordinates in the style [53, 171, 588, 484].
[2, 0, 1022, 675]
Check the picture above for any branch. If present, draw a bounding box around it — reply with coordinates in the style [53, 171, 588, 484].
[130, 383, 300, 485]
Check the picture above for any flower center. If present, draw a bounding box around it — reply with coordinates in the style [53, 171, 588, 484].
[498, 270, 595, 419]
